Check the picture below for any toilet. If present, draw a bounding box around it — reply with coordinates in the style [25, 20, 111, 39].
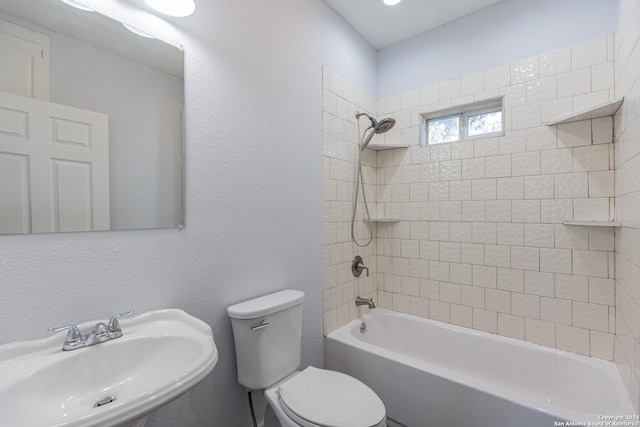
[227, 290, 386, 427]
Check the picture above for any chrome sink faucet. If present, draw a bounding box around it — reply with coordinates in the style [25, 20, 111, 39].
[48, 310, 134, 351]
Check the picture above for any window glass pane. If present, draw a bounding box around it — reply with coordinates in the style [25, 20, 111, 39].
[467, 111, 502, 136]
[428, 116, 460, 144]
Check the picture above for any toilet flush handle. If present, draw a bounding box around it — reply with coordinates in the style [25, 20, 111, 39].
[250, 319, 269, 331]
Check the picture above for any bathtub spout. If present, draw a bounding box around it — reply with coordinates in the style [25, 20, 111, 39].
[355, 296, 375, 309]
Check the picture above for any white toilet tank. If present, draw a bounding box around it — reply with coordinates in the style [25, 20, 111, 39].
[227, 290, 305, 390]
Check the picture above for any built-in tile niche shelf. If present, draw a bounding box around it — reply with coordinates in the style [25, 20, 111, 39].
[563, 220, 621, 227]
[364, 218, 401, 223]
[365, 143, 410, 150]
[545, 98, 624, 126]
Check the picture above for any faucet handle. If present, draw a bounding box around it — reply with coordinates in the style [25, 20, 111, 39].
[107, 310, 134, 333]
[48, 325, 84, 349]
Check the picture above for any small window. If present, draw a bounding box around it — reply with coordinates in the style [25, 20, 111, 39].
[420, 98, 504, 146]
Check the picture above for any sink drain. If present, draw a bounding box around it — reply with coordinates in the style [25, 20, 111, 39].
[94, 396, 116, 408]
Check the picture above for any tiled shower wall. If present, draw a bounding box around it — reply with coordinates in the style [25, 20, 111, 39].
[614, 0, 640, 412]
[323, 36, 618, 362]
[373, 35, 617, 360]
[322, 67, 378, 333]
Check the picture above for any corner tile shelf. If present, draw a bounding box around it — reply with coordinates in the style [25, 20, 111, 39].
[364, 218, 401, 223]
[545, 98, 623, 126]
[365, 143, 410, 150]
[563, 220, 621, 227]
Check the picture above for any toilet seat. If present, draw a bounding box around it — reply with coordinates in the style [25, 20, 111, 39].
[277, 367, 386, 427]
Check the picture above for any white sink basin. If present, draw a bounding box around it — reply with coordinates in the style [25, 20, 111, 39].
[0, 309, 218, 427]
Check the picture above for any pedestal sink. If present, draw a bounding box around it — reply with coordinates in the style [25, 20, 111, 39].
[0, 309, 218, 427]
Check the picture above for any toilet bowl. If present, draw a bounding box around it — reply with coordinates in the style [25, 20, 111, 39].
[227, 290, 386, 427]
[263, 368, 386, 427]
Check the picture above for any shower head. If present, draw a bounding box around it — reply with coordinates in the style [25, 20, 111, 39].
[356, 112, 396, 150]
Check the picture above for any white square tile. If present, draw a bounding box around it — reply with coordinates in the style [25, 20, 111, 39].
[555, 173, 588, 198]
[589, 330, 614, 360]
[524, 175, 555, 199]
[461, 285, 485, 308]
[512, 104, 541, 130]
[524, 223, 555, 248]
[511, 151, 540, 176]
[591, 62, 615, 92]
[497, 223, 524, 246]
[541, 149, 573, 174]
[430, 260, 450, 281]
[540, 248, 572, 274]
[473, 308, 498, 333]
[440, 282, 462, 304]
[485, 288, 511, 313]
[486, 200, 512, 222]
[541, 199, 573, 224]
[512, 200, 541, 223]
[573, 144, 610, 172]
[524, 270, 555, 297]
[450, 180, 472, 201]
[450, 221, 472, 242]
[472, 179, 497, 200]
[541, 297, 572, 325]
[573, 250, 609, 278]
[592, 117, 613, 144]
[526, 126, 557, 152]
[497, 267, 524, 292]
[589, 277, 615, 305]
[429, 182, 450, 201]
[497, 177, 524, 199]
[501, 83, 527, 108]
[510, 246, 539, 271]
[557, 68, 591, 98]
[462, 201, 486, 221]
[554, 224, 589, 249]
[573, 301, 609, 332]
[462, 158, 486, 179]
[572, 37, 608, 69]
[511, 56, 539, 84]
[440, 201, 462, 222]
[525, 318, 556, 347]
[450, 304, 473, 327]
[472, 222, 497, 244]
[410, 296, 430, 318]
[498, 313, 525, 339]
[420, 83, 439, 105]
[541, 98, 573, 125]
[555, 274, 589, 301]
[512, 292, 540, 319]
[527, 77, 556, 104]
[461, 243, 485, 265]
[429, 300, 450, 322]
[573, 198, 610, 221]
[450, 262, 472, 285]
[485, 244, 511, 268]
[588, 227, 615, 251]
[540, 47, 571, 77]
[557, 121, 591, 148]
[485, 155, 512, 178]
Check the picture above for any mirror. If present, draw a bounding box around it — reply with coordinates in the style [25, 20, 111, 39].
[0, 0, 184, 234]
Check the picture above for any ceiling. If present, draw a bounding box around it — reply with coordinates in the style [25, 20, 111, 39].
[324, 0, 505, 49]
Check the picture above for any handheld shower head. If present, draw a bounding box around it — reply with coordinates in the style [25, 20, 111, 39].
[356, 112, 396, 150]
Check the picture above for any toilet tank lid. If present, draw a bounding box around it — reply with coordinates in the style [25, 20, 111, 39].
[227, 290, 305, 319]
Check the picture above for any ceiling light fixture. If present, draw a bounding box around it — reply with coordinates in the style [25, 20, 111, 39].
[60, 0, 94, 12]
[382, 0, 403, 5]
[145, 0, 196, 17]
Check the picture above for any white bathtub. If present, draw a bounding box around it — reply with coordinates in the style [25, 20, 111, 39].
[326, 309, 634, 427]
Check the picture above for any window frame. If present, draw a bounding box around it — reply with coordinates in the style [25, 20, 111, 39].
[420, 97, 505, 146]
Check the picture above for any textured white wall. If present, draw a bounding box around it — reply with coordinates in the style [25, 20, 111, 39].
[377, 0, 618, 97]
[0, 1, 376, 426]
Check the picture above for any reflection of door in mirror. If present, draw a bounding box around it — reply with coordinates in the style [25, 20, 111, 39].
[0, 19, 49, 100]
[0, 88, 110, 233]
